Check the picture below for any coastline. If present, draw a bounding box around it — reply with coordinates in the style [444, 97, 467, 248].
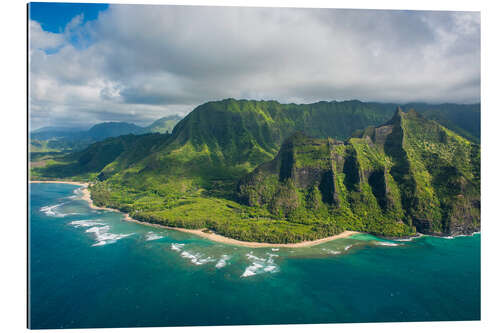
[30, 180, 360, 248]
[30, 180, 89, 187]
[128, 219, 360, 248]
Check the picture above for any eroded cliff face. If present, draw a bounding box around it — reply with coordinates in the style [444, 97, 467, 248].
[238, 109, 480, 237]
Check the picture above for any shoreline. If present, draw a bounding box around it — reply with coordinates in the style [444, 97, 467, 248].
[30, 180, 360, 248]
[31, 180, 478, 247]
[30, 180, 89, 187]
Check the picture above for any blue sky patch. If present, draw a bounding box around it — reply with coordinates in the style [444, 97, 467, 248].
[29, 2, 109, 33]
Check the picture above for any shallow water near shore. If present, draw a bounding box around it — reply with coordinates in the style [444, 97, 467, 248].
[29, 183, 480, 328]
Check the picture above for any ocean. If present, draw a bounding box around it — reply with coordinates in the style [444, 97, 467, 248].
[28, 183, 480, 329]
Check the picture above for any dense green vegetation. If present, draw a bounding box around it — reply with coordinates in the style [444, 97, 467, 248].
[239, 108, 480, 237]
[31, 99, 480, 243]
[404, 103, 480, 143]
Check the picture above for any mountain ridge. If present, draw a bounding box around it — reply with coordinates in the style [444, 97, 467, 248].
[238, 108, 479, 236]
[30, 116, 183, 153]
[30, 99, 480, 243]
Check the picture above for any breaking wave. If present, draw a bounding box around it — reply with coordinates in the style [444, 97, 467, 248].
[180, 250, 215, 265]
[215, 255, 231, 269]
[376, 242, 400, 247]
[67, 188, 84, 200]
[85, 225, 133, 247]
[40, 203, 68, 217]
[145, 232, 164, 241]
[69, 219, 105, 228]
[68, 219, 132, 246]
[171, 243, 185, 252]
[435, 232, 480, 239]
[394, 235, 421, 242]
[440, 236, 455, 239]
[322, 248, 341, 255]
[241, 252, 279, 278]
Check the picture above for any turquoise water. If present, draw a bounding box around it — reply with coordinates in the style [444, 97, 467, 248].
[29, 183, 480, 329]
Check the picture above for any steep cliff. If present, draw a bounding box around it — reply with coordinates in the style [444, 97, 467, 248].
[238, 108, 480, 236]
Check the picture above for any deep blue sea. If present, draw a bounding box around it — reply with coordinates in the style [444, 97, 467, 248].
[28, 183, 480, 329]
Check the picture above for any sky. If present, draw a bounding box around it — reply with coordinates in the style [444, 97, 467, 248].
[28, 3, 480, 130]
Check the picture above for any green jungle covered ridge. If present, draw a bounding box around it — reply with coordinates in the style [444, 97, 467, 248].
[31, 99, 480, 243]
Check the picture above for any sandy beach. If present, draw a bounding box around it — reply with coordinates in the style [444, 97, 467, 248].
[30, 180, 89, 186]
[30, 180, 359, 248]
[161, 229, 359, 248]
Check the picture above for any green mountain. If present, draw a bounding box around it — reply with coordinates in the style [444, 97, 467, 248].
[31, 133, 167, 180]
[405, 103, 480, 143]
[31, 99, 480, 242]
[30, 116, 183, 153]
[32, 126, 87, 133]
[144, 115, 183, 134]
[238, 108, 480, 236]
[30, 122, 148, 152]
[85, 122, 147, 141]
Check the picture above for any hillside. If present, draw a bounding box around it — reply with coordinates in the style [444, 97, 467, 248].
[144, 115, 183, 134]
[238, 108, 480, 236]
[30, 116, 183, 153]
[30, 133, 168, 181]
[30, 122, 148, 152]
[407, 103, 480, 142]
[31, 99, 480, 242]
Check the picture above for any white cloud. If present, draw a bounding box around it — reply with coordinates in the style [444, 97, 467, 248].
[28, 5, 480, 129]
[29, 21, 65, 51]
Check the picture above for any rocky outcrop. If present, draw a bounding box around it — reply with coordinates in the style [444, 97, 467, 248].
[237, 109, 480, 237]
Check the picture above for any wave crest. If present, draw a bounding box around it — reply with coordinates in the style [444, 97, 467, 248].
[241, 252, 279, 278]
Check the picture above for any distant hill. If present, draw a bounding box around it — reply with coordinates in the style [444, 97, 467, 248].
[32, 126, 87, 133]
[31, 99, 480, 243]
[144, 115, 183, 134]
[85, 122, 146, 141]
[403, 103, 480, 142]
[30, 122, 147, 152]
[29, 115, 183, 153]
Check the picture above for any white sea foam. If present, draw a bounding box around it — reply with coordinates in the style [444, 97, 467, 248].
[67, 188, 83, 200]
[69, 219, 105, 228]
[241, 262, 264, 277]
[85, 225, 133, 247]
[435, 232, 480, 239]
[145, 232, 163, 241]
[263, 265, 277, 272]
[171, 243, 185, 252]
[394, 238, 414, 242]
[40, 202, 80, 217]
[241, 253, 279, 278]
[180, 251, 215, 265]
[376, 242, 400, 247]
[40, 203, 65, 217]
[394, 233, 424, 242]
[325, 249, 341, 255]
[215, 255, 231, 269]
[344, 244, 353, 251]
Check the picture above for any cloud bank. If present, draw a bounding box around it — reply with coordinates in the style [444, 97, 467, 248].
[29, 5, 480, 129]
